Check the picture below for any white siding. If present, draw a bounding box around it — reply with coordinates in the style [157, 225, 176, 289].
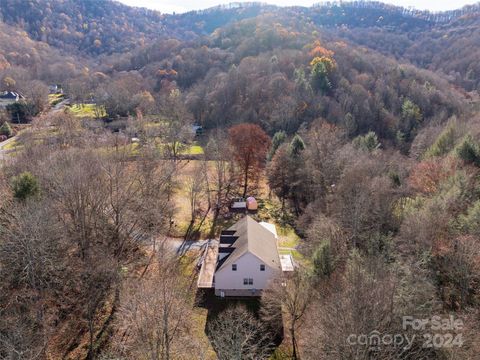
[214, 252, 279, 293]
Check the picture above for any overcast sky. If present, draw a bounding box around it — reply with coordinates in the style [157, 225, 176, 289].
[119, 0, 478, 14]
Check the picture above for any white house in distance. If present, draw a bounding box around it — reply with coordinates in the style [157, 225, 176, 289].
[0, 91, 25, 108]
[198, 215, 291, 297]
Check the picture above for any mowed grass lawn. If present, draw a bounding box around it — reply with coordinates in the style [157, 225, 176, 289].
[170, 160, 212, 238]
[48, 93, 64, 106]
[104, 142, 204, 158]
[175, 143, 204, 156]
[1, 139, 19, 150]
[277, 224, 301, 248]
[67, 103, 107, 118]
[157, 141, 204, 156]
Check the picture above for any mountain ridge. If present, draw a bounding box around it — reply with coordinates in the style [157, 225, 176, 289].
[2, 0, 480, 55]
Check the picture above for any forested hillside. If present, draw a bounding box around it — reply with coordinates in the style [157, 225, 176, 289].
[335, 10, 480, 90]
[1, 0, 479, 56]
[0, 0, 166, 54]
[1, 1, 480, 359]
[1, 1, 467, 140]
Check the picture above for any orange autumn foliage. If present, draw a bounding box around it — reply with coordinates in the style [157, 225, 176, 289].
[228, 123, 271, 197]
[408, 158, 457, 194]
[309, 40, 334, 58]
[156, 69, 178, 77]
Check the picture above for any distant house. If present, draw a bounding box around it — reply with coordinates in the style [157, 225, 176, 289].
[49, 84, 63, 94]
[0, 91, 25, 108]
[191, 124, 203, 136]
[213, 216, 282, 297]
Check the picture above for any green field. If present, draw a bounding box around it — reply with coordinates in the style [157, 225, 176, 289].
[0, 138, 23, 152]
[0, 139, 17, 150]
[97, 143, 140, 157]
[156, 142, 204, 156]
[181, 143, 204, 155]
[277, 224, 301, 248]
[48, 93, 64, 106]
[97, 142, 203, 158]
[67, 103, 107, 118]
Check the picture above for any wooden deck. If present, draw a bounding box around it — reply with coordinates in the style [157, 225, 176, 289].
[197, 242, 218, 288]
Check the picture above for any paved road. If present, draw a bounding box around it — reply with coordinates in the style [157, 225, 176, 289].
[0, 136, 17, 162]
[145, 237, 214, 253]
[166, 238, 217, 255]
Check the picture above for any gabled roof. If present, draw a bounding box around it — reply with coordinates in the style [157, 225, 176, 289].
[0, 91, 24, 100]
[217, 216, 281, 272]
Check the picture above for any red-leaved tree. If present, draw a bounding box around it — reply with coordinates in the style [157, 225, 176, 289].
[228, 123, 271, 197]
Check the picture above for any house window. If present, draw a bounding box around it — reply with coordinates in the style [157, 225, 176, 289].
[243, 278, 248, 285]
[260, 264, 265, 271]
[248, 278, 253, 285]
[232, 264, 237, 271]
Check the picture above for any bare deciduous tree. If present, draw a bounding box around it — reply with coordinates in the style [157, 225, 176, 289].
[261, 270, 313, 360]
[159, 89, 194, 163]
[206, 130, 236, 236]
[303, 252, 440, 360]
[0, 202, 66, 360]
[228, 123, 271, 197]
[208, 306, 273, 360]
[114, 248, 201, 360]
[184, 160, 210, 240]
[39, 145, 172, 261]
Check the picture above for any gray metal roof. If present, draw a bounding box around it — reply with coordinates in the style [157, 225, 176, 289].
[0, 91, 24, 100]
[217, 215, 281, 272]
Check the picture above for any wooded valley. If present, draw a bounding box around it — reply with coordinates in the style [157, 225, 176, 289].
[0, 1, 480, 359]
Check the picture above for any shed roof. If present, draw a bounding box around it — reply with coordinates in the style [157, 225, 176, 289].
[217, 216, 281, 272]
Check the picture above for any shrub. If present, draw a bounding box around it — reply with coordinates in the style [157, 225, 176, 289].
[288, 134, 306, 157]
[268, 130, 287, 161]
[458, 200, 480, 237]
[0, 121, 12, 137]
[424, 121, 457, 158]
[6, 102, 36, 123]
[352, 131, 381, 152]
[312, 241, 334, 278]
[456, 135, 480, 166]
[11, 172, 40, 200]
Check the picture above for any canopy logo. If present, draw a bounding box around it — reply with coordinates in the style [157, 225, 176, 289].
[347, 330, 415, 351]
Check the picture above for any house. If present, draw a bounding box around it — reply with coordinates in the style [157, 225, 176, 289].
[0, 91, 25, 108]
[191, 124, 203, 136]
[0, 91, 24, 101]
[259, 221, 278, 239]
[212, 216, 282, 297]
[49, 84, 63, 94]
